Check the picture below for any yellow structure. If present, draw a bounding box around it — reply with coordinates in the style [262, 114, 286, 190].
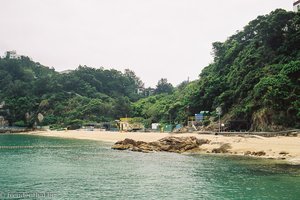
[118, 118, 144, 132]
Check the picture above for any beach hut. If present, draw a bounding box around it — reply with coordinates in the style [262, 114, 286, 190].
[118, 118, 144, 132]
[151, 123, 160, 131]
[195, 111, 210, 122]
[163, 124, 173, 132]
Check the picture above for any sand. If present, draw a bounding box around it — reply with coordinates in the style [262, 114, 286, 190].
[24, 129, 300, 164]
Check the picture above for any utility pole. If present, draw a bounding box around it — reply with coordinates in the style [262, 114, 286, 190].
[216, 107, 222, 133]
[219, 114, 221, 132]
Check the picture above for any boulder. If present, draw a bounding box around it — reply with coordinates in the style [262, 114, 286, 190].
[279, 151, 289, 155]
[251, 151, 266, 156]
[112, 144, 133, 150]
[112, 136, 210, 153]
[212, 143, 232, 153]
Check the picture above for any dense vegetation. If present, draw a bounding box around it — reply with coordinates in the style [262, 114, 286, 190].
[1, 9, 299, 131]
[133, 9, 300, 131]
[0, 56, 149, 127]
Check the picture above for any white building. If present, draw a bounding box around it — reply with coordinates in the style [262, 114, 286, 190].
[5, 50, 21, 59]
[294, 0, 300, 12]
[0, 101, 5, 109]
[151, 123, 160, 130]
[136, 87, 144, 95]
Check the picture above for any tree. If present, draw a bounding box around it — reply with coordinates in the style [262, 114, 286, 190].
[154, 78, 174, 94]
[124, 69, 144, 88]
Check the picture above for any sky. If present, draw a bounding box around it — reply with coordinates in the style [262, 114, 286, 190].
[0, 0, 293, 87]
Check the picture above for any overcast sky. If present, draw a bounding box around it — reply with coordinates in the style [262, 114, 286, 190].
[0, 0, 293, 87]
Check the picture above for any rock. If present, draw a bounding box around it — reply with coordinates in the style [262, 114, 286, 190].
[159, 144, 173, 152]
[244, 151, 267, 157]
[196, 139, 210, 146]
[112, 138, 138, 150]
[131, 146, 151, 153]
[111, 144, 133, 150]
[148, 141, 161, 147]
[115, 138, 137, 146]
[157, 136, 207, 153]
[279, 151, 289, 155]
[183, 143, 199, 151]
[212, 148, 221, 153]
[252, 151, 266, 156]
[111, 136, 211, 153]
[131, 146, 142, 152]
[212, 143, 232, 153]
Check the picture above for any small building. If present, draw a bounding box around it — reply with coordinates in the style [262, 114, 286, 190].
[136, 87, 144, 95]
[5, 50, 21, 59]
[195, 111, 209, 122]
[294, 0, 300, 12]
[162, 124, 173, 132]
[0, 101, 5, 109]
[82, 124, 95, 131]
[118, 118, 144, 132]
[144, 88, 155, 96]
[151, 123, 160, 130]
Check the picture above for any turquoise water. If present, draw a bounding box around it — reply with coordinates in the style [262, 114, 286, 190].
[0, 134, 299, 200]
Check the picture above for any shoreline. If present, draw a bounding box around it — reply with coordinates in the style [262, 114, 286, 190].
[21, 130, 300, 165]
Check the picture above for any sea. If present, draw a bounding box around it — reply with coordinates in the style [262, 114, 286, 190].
[0, 134, 299, 200]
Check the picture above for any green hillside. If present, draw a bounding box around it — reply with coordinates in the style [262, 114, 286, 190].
[0, 56, 144, 127]
[133, 9, 300, 131]
[1, 9, 299, 131]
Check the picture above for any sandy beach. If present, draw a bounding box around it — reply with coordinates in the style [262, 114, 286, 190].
[24, 130, 300, 164]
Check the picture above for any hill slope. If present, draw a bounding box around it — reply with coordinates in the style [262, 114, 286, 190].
[133, 9, 300, 131]
[0, 57, 143, 127]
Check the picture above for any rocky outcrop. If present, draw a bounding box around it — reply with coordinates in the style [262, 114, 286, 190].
[112, 136, 210, 153]
[244, 150, 266, 156]
[212, 143, 232, 153]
